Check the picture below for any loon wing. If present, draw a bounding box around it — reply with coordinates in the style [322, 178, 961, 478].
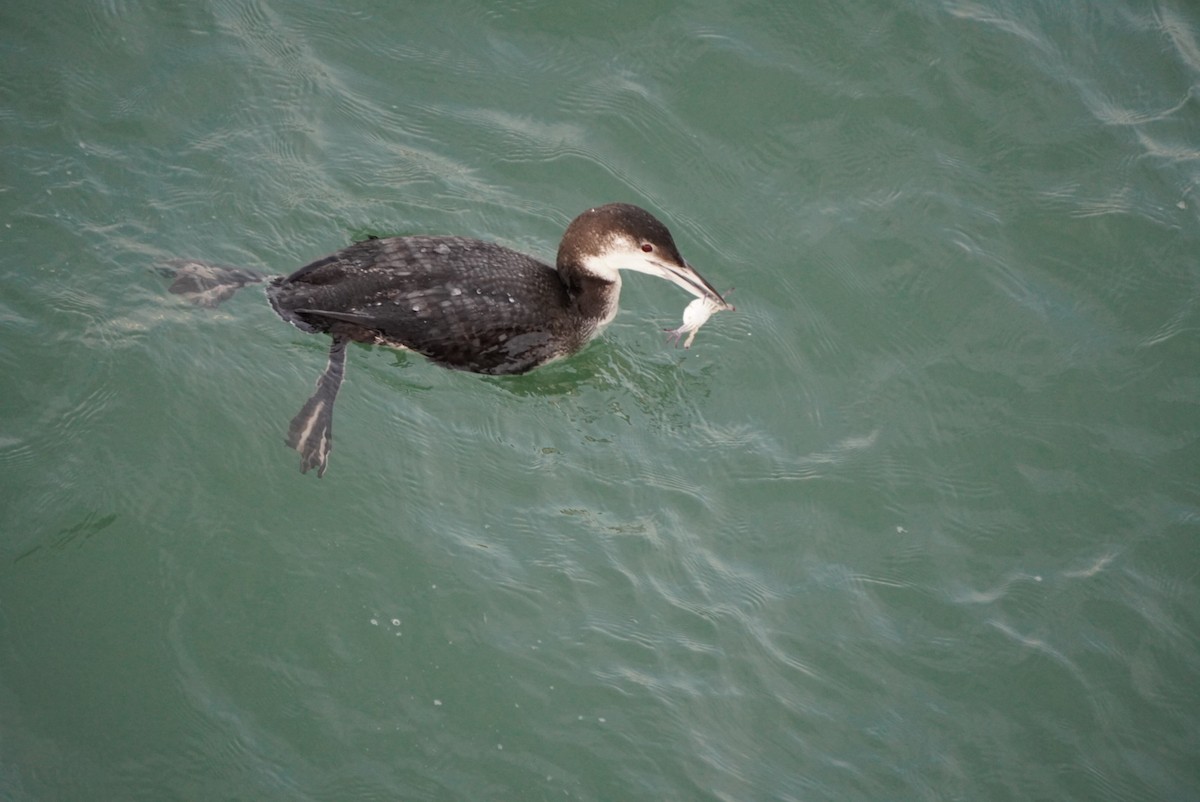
[293, 308, 373, 325]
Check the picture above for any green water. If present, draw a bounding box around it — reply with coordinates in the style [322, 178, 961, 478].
[2, 0, 1198, 799]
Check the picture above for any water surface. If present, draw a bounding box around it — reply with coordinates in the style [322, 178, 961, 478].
[2, 0, 1198, 799]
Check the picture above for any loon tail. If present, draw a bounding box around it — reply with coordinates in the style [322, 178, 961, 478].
[158, 259, 266, 308]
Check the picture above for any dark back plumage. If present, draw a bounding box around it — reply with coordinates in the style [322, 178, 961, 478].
[268, 236, 598, 374]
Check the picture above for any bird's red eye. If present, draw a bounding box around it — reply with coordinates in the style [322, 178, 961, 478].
[641, 243, 653, 253]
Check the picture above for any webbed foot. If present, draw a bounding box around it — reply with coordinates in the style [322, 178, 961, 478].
[287, 394, 335, 477]
[286, 336, 348, 477]
[158, 259, 264, 308]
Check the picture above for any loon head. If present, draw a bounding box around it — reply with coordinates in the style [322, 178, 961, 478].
[556, 203, 732, 309]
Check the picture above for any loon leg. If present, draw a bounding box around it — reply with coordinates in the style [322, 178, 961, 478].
[287, 335, 348, 477]
[158, 259, 265, 308]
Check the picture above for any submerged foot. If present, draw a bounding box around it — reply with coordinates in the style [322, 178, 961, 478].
[286, 335, 348, 477]
[158, 259, 264, 308]
[287, 393, 335, 477]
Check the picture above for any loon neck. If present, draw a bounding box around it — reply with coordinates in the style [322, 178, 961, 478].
[561, 260, 622, 329]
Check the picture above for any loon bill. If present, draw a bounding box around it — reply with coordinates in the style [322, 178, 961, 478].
[162, 203, 734, 476]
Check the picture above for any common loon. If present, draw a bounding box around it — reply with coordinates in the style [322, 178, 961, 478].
[163, 203, 733, 476]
